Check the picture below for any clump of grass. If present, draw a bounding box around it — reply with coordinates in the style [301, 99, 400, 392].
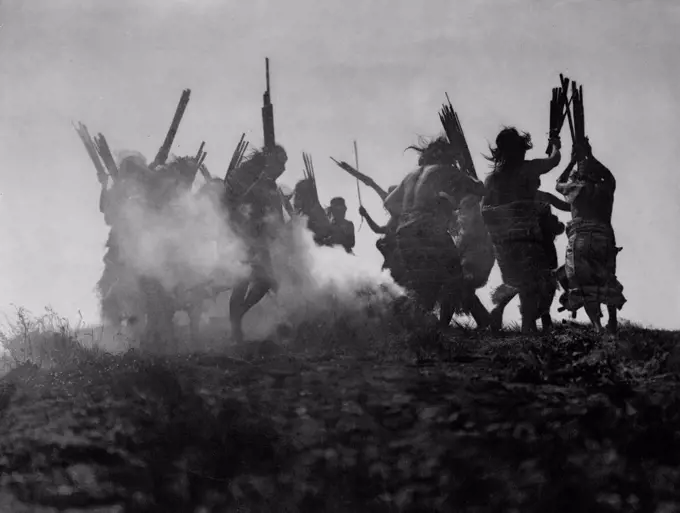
[0, 305, 105, 371]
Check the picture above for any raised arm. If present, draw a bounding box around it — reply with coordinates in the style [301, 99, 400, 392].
[556, 158, 576, 186]
[383, 179, 406, 218]
[528, 136, 562, 178]
[456, 172, 486, 197]
[555, 155, 577, 197]
[359, 206, 387, 234]
[536, 190, 571, 212]
[589, 156, 616, 193]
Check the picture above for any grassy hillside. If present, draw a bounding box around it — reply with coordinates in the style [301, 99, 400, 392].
[1, 310, 679, 512]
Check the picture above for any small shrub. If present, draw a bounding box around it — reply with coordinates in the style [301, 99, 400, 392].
[0, 306, 103, 370]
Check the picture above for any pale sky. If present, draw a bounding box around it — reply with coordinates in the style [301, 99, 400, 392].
[1, 0, 679, 329]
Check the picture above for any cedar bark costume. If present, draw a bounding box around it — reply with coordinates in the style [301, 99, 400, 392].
[96, 155, 152, 326]
[481, 128, 562, 332]
[450, 194, 495, 291]
[482, 199, 555, 303]
[385, 152, 488, 326]
[394, 207, 464, 311]
[137, 163, 194, 349]
[227, 167, 283, 288]
[555, 153, 626, 317]
[225, 146, 288, 343]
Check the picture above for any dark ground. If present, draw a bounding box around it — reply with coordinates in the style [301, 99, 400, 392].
[1, 321, 679, 513]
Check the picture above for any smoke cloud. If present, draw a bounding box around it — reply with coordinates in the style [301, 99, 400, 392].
[105, 151, 403, 344]
[241, 215, 404, 340]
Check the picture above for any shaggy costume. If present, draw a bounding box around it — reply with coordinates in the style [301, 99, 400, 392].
[226, 166, 284, 291]
[482, 200, 555, 315]
[97, 170, 148, 326]
[556, 158, 626, 313]
[451, 195, 495, 290]
[538, 205, 565, 270]
[559, 220, 625, 311]
[394, 209, 464, 310]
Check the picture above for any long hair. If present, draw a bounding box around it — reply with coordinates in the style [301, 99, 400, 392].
[484, 127, 533, 173]
[292, 177, 317, 213]
[406, 135, 459, 167]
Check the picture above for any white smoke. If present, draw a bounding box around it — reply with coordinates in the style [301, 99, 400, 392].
[117, 188, 250, 293]
[105, 152, 403, 344]
[241, 215, 404, 340]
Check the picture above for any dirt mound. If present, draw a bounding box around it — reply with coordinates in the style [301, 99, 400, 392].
[1, 323, 679, 512]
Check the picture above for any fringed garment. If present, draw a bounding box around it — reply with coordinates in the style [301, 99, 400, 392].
[393, 209, 464, 311]
[228, 179, 283, 290]
[451, 195, 495, 290]
[560, 219, 626, 312]
[97, 230, 138, 325]
[482, 200, 555, 313]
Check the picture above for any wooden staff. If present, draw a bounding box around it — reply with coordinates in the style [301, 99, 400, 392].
[195, 141, 205, 161]
[353, 140, 364, 231]
[545, 87, 559, 154]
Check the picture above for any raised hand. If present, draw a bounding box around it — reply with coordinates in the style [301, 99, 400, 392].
[550, 135, 562, 150]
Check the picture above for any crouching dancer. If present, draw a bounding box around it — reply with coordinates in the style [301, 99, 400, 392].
[225, 145, 288, 343]
[555, 140, 625, 333]
[384, 138, 489, 329]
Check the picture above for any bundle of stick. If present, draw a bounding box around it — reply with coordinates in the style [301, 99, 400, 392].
[73, 122, 120, 183]
[262, 58, 276, 151]
[571, 80, 586, 152]
[224, 133, 249, 183]
[150, 88, 191, 170]
[545, 74, 574, 154]
[302, 152, 319, 202]
[73, 122, 107, 183]
[439, 93, 477, 179]
[194, 141, 210, 181]
[93, 133, 119, 179]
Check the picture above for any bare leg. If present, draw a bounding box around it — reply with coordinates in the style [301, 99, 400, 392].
[438, 296, 454, 329]
[606, 305, 618, 334]
[228, 281, 249, 344]
[541, 313, 553, 333]
[229, 278, 272, 344]
[490, 290, 518, 333]
[540, 280, 557, 334]
[469, 293, 491, 329]
[519, 290, 539, 334]
[584, 302, 603, 332]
